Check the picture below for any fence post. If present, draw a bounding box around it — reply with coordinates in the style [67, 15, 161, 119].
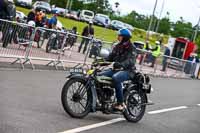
[22, 26, 38, 69]
[83, 36, 93, 67]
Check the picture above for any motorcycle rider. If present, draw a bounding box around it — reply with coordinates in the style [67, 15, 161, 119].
[48, 11, 58, 29]
[100, 28, 136, 111]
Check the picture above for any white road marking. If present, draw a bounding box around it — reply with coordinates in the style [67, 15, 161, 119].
[58, 118, 125, 133]
[148, 106, 188, 114]
[59, 105, 193, 133]
[197, 104, 200, 106]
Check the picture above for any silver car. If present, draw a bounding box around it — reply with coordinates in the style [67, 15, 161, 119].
[93, 14, 111, 27]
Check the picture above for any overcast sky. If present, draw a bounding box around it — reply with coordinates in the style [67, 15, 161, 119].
[109, 0, 200, 26]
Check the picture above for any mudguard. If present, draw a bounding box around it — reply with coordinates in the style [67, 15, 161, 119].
[124, 84, 148, 102]
[66, 74, 97, 112]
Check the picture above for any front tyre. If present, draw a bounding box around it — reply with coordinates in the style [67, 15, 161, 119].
[123, 88, 147, 123]
[61, 78, 92, 118]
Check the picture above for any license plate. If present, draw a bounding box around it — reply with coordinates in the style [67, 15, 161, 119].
[69, 68, 83, 74]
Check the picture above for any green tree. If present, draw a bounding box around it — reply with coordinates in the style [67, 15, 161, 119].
[50, 0, 67, 8]
[158, 17, 171, 34]
[171, 18, 193, 39]
[83, 0, 112, 14]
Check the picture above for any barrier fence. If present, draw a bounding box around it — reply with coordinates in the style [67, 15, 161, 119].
[0, 19, 199, 79]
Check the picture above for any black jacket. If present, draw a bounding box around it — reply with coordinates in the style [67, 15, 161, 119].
[107, 41, 136, 71]
[81, 25, 94, 37]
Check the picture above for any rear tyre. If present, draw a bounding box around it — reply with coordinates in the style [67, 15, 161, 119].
[123, 88, 147, 123]
[61, 78, 92, 118]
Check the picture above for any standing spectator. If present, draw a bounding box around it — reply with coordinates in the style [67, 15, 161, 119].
[161, 46, 171, 71]
[185, 53, 199, 78]
[48, 12, 58, 29]
[27, 9, 35, 23]
[41, 11, 47, 27]
[149, 41, 161, 67]
[78, 21, 94, 54]
[35, 9, 43, 27]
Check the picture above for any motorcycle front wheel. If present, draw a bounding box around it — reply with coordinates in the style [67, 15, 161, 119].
[123, 88, 147, 123]
[61, 78, 92, 118]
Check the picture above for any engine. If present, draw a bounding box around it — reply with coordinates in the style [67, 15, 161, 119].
[97, 85, 115, 102]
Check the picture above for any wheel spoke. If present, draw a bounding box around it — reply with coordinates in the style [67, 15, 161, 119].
[64, 80, 90, 115]
[78, 101, 86, 110]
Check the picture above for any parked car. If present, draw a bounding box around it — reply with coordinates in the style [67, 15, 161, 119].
[52, 7, 66, 16]
[93, 14, 111, 27]
[66, 11, 79, 20]
[133, 41, 145, 49]
[79, 10, 94, 22]
[33, 1, 51, 13]
[16, 0, 32, 9]
[110, 20, 125, 30]
[124, 23, 134, 31]
[16, 11, 27, 23]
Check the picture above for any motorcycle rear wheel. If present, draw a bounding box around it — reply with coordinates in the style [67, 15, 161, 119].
[61, 78, 92, 118]
[123, 88, 147, 123]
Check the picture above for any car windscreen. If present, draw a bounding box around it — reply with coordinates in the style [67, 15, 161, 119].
[84, 11, 93, 16]
[71, 11, 77, 15]
[116, 21, 123, 26]
[37, 2, 50, 8]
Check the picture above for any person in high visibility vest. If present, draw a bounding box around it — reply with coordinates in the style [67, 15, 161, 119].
[149, 41, 161, 67]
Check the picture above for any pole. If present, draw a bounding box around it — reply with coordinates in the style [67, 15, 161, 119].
[65, 0, 70, 15]
[155, 0, 165, 33]
[69, 0, 73, 10]
[146, 0, 158, 41]
[193, 16, 200, 42]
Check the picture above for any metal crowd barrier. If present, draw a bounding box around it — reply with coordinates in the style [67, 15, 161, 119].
[135, 48, 200, 79]
[0, 19, 199, 79]
[0, 19, 96, 70]
[0, 19, 35, 69]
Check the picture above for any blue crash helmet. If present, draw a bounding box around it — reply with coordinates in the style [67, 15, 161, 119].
[118, 28, 132, 38]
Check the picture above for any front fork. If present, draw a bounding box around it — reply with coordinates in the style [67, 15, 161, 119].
[76, 79, 97, 112]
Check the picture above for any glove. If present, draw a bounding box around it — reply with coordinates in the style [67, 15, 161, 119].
[113, 62, 122, 69]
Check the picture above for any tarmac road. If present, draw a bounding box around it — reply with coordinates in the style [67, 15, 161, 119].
[0, 70, 199, 133]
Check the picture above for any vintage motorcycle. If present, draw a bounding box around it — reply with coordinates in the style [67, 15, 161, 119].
[61, 49, 153, 123]
[46, 31, 66, 53]
[89, 39, 102, 58]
